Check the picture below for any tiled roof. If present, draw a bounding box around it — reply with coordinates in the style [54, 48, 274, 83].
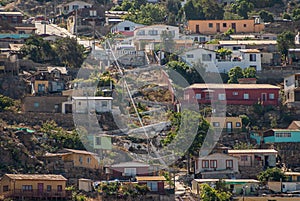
[5, 174, 67, 181]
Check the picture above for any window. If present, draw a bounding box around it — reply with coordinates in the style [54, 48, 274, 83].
[210, 160, 217, 168]
[269, 93, 275, 99]
[87, 157, 91, 164]
[241, 155, 248, 161]
[79, 156, 83, 164]
[218, 94, 226, 100]
[199, 37, 206, 42]
[202, 160, 209, 168]
[208, 23, 213, 28]
[47, 185, 52, 191]
[212, 122, 220, 127]
[96, 137, 101, 145]
[187, 54, 194, 58]
[124, 168, 137, 176]
[195, 94, 201, 100]
[223, 23, 227, 27]
[22, 185, 33, 191]
[78, 101, 81, 106]
[202, 54, 212, 61]
[124, 27, 130, 31]
[243, 24, 247, 27]
[249, 54, 256, 61]
[34, 102, 39, 108]
[72, 5, 79, 10]
[233, 92, 238, 96]
[3, 186, 9, 192]
[275, 132, 291, 137]
[137, 30, 145, 35]
[57, 185, 62, 192]
[236, 122, 241, 127]
[243, 93, 249, 99]
[102, 101, 108, 108]
[148, 30, 158, 35]
[38, 84, 45, 92]
[233, 46, 241, 50]
[226, 160, 233, 168]
[147, 182, 158, 191]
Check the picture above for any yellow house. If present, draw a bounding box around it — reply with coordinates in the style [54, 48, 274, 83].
[187, 19, 264, 35]
[206, 117, 242, 132]
[34, 80, 49, 94]
[0, 174, 70, 200]
[45, 148, 100, 169]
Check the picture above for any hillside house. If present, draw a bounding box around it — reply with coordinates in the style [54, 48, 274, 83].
[180, 47, 262, 72]
[187, 18, 264, 35]
[192, 179, 259, 196]
[57, 1, 92, 15]
[0, 12, 36, 34]
[206, 117, 242, 133]
[22, 96, 69, 113]
[284, 73, 300, 105]
[0, 174, 71, 200]
[136, 176, 166, 194]
[184, 83, 280, 106]
[111, 20, 144, 37]
[227, 149, 277, 168]
[268, 172, 300, 193]
[44, 148, 99, 170]
[194, 153, 239, 179]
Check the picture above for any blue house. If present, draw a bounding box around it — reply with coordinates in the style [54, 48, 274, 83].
[252, 129, 300, 144]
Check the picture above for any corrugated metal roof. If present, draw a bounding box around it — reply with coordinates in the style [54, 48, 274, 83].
[111, 161, 150, 168]
[194, 179, 259, 183]
[136, 176, 166, 181]
[5, 174, 67, 181]
[187, 83, 280, 90]
[228, 149, 278, 154]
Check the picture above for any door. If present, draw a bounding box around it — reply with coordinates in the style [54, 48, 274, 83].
[231, 23, 236, 33]
[216, 23, 220, 32]
[196, 25, 200, 33]
[226, 122, 232, 132]
[261, 93, 267, 102]
[38, 183, 44, 194]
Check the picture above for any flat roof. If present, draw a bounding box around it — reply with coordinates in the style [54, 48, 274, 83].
[0, 11, 23, 16]
[186, 83, 280, 90]
[239, 49, 260, 53]
[284, 172, 300, 176]
[219, 40, 277, 45]
[72, 96, 113, 100]
[194, 179, 259, 183]
[111, 161, 150, 168]
[63, 148, 97, 155]
[136, 176, 166, 181]
[4, 174, 67, 181]
[228, 149, 278, 154]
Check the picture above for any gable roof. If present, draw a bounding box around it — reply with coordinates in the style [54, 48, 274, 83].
[4, 174, 67, 181]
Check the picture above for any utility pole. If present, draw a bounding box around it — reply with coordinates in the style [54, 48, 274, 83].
[75, 9, 78, 40]
[44, 8, 47, 34]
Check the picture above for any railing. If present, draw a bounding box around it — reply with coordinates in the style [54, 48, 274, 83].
[3, 189, 72, 199]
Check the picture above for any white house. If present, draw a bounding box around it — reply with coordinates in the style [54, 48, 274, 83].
[57, 1, 92, 15]
[180, 47, 262, 73]
[62, 96, 113, 114]
[195, 153, 239, 179]
[111, 20, 144, 36]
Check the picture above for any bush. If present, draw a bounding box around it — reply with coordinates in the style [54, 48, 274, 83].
[0, 95, 14, 111]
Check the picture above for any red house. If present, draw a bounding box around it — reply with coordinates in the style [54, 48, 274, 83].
[136, 176, 166, 194]
[184, 83, 280, 106]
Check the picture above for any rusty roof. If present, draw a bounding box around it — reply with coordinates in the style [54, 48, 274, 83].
[4, 174, 67, 181]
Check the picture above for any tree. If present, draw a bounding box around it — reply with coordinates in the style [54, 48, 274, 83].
[216, 48, 232, 60]
[243, 67, 256, 78]
[183, 0, 205, 20]
[166, 0, 182, 25]
[282, 13, 291, 20]
[200, 183, 231, 201]
[161, 30, 175, 53]
[0, 95, 14, 111]
[228, 66, 243, 83]
[292, 8, 300, 21]
[257, 168, 286, 183]
[277, 31, 295, 61]
[231, 0, 254, 19]
[259, 10, 274, 22]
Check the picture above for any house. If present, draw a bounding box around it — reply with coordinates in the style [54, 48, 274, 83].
[111, 20, 144, 37]
[22, 96, 69, 113]
[0, 174, 71, 200]
[268, 172, 300, 193]
[57, 1, 92, 15]
[180, 47, 262, 73]
[227, 149, 277, 168]
[206, 117, 243, 133]
[0, 12, 36, 34]
[187, 18, 264, 35]
[288, 121, 300, 129]
[63, 96, 113, 114]
[78, 178, 93, 192]
[136, 176, 166, 194]
[284, 73, 300, 105]
[0, 11, 23, 24]
[184, 83, 280, 106]
[106, 161, 151, 180]
[191, 179, 259, 196]
[44, 148, 100, 169]
[194, 153, 239, 179]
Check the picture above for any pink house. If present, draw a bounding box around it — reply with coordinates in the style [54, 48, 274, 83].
[184, 83, 280, 106]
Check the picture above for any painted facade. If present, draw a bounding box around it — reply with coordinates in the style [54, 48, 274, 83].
[71, 96, 113, 113]
[57, 1, 92, 15]
[111, 20, 144, 36]
[136, 176, 166, 194]
[206, 117, 242, 133]
[184, 83, 280, 106]
[187, 19, 264, 35]
[262, 129, 300, 143]
[284, 73, 300, 103]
